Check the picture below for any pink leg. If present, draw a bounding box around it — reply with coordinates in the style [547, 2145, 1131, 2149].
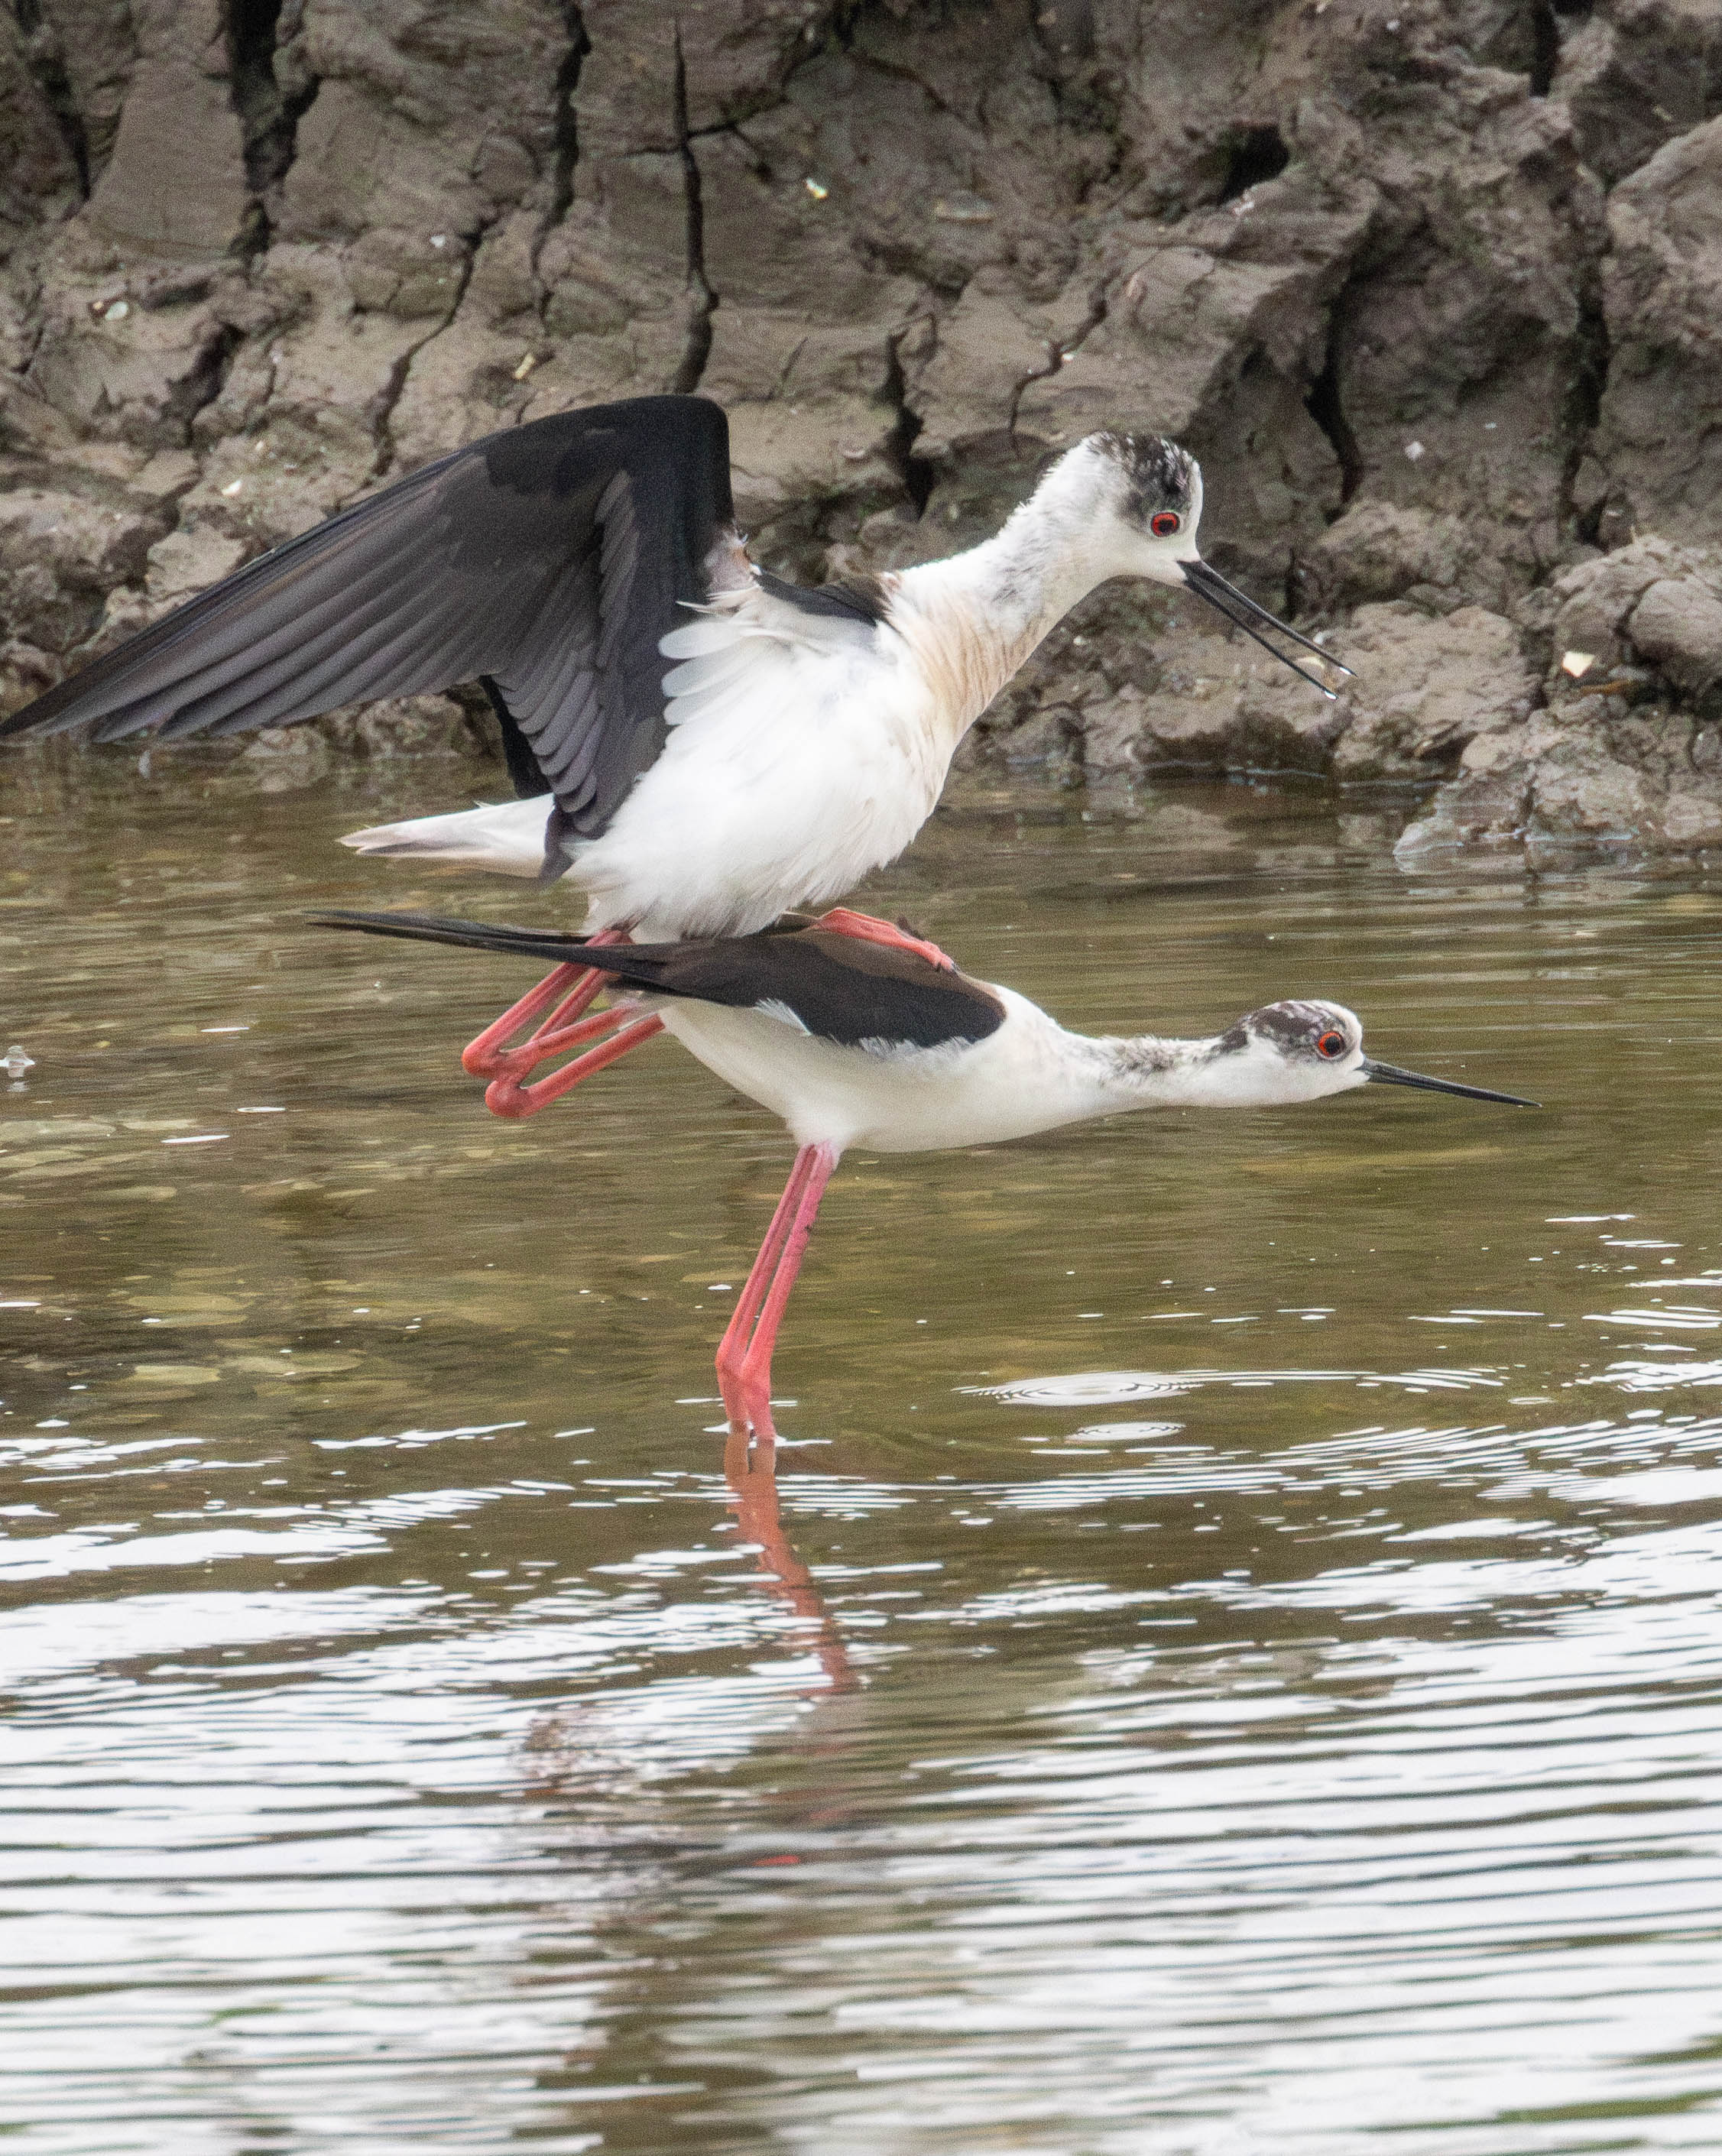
[715, 1149, 818, 1431]
[813, 906, 955, 974]
[462, 927, 631, 1084]
[718, 1141, 841, 1441]
[459, 928, 667, 1121]
[483, 1011, 664, 1120]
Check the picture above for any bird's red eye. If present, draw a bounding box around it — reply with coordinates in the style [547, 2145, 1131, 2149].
[1316, 1030, 1347, 1059]
[1150, 511, 1181, 538]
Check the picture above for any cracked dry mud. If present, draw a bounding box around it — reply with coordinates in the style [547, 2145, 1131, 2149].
[2, 0, 1721, 856]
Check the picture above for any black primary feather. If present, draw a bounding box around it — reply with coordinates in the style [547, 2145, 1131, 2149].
[312, 910, 1009, 1054]
[752, 569, 888, 626]
[2, 394, 737, 846]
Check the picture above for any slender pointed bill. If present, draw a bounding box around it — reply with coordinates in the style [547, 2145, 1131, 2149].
[1181, 559, 1352, 699]
[1360, 1058, 1539, 1108]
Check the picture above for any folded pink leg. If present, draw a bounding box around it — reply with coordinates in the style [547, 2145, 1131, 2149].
[812, 906, 955, 973]
[458, 928, 665, 1120]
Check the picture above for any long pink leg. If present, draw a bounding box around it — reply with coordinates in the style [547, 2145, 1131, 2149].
[719, 1142, 841, 1441]
[482, 1011, 665, 1120]
[462, 963, 600, 1079]
[715, 1149, 818, 1431]
[813, 906, 955, 973]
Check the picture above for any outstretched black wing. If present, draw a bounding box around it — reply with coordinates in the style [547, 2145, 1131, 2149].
[314, 911, 1009, 1054]
[2, 395, 735, 844]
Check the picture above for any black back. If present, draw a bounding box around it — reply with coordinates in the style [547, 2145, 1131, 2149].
[2, 394, 736, 848]
[313, 912, 1009, 1054]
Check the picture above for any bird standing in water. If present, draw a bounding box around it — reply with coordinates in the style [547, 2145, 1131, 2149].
[5, 394, 1346, 1109]
[317, 910, 1534, 1443]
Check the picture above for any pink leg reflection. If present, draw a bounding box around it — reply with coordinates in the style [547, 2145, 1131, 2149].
[725, 1428, 858, 1696]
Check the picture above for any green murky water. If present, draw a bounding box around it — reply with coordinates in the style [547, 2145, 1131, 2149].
[4, 752, 1722, 2154]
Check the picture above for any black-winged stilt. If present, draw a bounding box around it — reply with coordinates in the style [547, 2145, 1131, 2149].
[316, 909, 1534, 1443]
[3, 394, 1347, 1107]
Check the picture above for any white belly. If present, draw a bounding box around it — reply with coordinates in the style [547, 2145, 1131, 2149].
[342, 607, 987, 932]
[340, 705, 949, 932]
[569, 673, 954, 939]
[658, 993, 1112, 1155]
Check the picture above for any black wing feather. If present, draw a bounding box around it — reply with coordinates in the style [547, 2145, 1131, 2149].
[313, 911, 1008, 1053]
[2, 394, 737, 844]
[481, 678, 551, 797]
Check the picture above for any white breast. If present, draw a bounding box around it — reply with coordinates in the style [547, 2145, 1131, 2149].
[342, 559, 1033, 932]
[571, 603, 953, 939]
[657, 990, 1116, 1155]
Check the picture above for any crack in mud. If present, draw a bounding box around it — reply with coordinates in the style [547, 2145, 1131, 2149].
[224, 0, 320, 255]
[176, 321, 246, 446]
[368, 241, 483, 478]
[670, 25, 717, 397]
[1561, 251, 1612, 544]
[529, 0, 590, 347]
[1007, 281, 1108, 443]
[1305, 306, 1365, 510]
[1527, 0, 1561, 96]
[543, 2, 589, 238]
[14, 0, 92, 198]
[880, 326, 935, 514]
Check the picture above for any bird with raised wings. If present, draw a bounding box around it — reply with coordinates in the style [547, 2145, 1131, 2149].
[4, 393, 1347, 1097]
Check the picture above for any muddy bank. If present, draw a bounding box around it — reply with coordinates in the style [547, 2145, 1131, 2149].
[2, 0, 1720, 855]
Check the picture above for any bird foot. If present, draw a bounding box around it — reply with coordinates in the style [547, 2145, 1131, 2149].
[482, 1008, 664, 1120]
[459, 932, 665, 1120]
[812, 906, 955, 972]
[462, 926, 634, 1082]
[462, 961, 618, 1082]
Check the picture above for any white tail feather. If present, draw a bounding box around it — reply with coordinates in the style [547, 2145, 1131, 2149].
[340, 796, 553, 878]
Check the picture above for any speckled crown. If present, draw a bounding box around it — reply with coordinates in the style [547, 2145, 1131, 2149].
[1219, 1000, 1358, 1057]
[1091, 433, 1198, 520]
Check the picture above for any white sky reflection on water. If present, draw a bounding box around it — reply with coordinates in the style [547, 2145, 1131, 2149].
[3, 781, 1722, 2150]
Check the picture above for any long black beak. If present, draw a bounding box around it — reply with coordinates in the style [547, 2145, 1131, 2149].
[1361, 1058, 1539, 1109]
[1181, 559, 1351, 699]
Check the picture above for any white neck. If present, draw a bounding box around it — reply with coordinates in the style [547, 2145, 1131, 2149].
[1065, 1032, 1223, 1116]
[887, 451, 1125, 744]
[1061, 1029, 1332, 1117]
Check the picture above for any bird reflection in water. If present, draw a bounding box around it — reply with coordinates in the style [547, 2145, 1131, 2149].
[517, 1434, 858, 1829]
[723, 1429, 859, 1699]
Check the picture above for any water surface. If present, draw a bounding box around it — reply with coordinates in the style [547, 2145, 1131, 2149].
[3, 755, 1721, 2153]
